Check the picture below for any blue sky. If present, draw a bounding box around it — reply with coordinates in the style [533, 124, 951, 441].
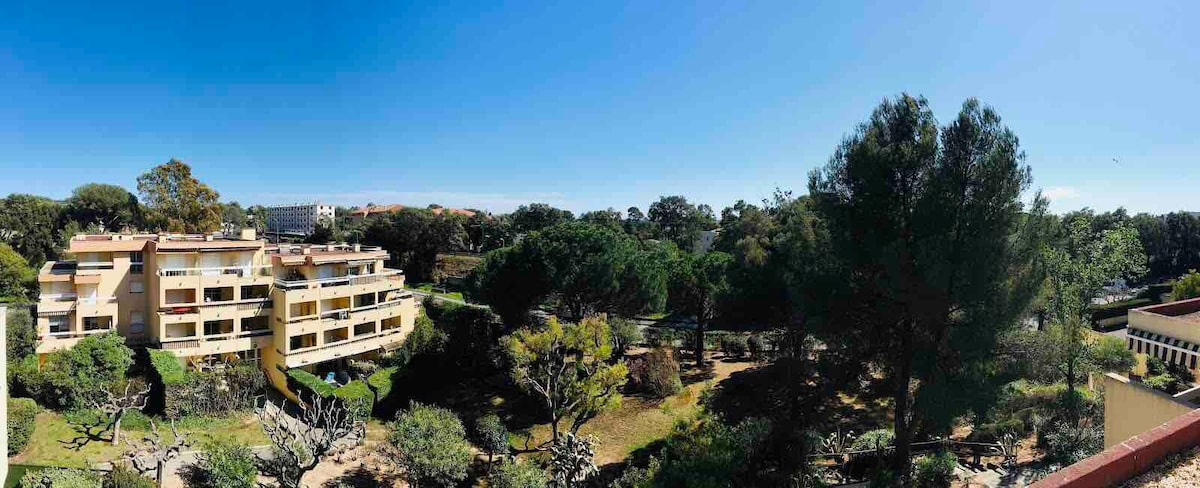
[3, 1, 1199, 214]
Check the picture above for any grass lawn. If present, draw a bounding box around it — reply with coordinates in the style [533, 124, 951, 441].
[11, 411, 270, 468]
[406, 282, 466, 302]
[515, 353, 757, 465]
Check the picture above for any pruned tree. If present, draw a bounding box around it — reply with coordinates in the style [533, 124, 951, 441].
[503, 315, 627, 446]
[256, 395, 363, 488]
[122, 419, 192, 483]
[92, 380, 151, 445]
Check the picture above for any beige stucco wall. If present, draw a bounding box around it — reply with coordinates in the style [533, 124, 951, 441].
[1129, 309, 1200, 345]
[1104, 373, 1197, 448]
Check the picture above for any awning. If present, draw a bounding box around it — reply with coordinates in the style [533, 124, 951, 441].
[1128, 327, 1200, 352]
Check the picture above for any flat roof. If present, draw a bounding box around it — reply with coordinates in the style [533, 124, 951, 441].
[1135, 297, 1200, 324]
[65, 233, 264, 253]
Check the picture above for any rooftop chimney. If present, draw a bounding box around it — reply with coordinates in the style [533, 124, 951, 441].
[240, 228, 256, 241]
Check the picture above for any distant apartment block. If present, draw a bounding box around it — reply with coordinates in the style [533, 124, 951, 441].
[35, 230, 418, 398]
[266, 202, 335, 236]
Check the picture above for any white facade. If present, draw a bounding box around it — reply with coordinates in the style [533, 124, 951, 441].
[266, 203, 335, 235]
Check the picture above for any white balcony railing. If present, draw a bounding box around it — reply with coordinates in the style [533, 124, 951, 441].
[77, 261, 115, 270]
[41, 293, 78, 301]
[274, 270, 401, 291]
[78, 296, 118, 305]
[158, 265, 273, 278]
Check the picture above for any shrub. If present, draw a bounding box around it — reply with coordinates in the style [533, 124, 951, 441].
[719, 335, 748, 359]
[1167, 361, 1194, 386]
[747, 334, 766, 361]
[21, 333, 132, 409]
[287, 369, 336, 398]
[627, 347, 682, 398]
[610, 317, 642, 358]
[1145, 374, 1179, 393]
[652, 415, 772, 486]
[914, 450, 957, 487]
[1172, 270, 1200, 301]
[199, 438, 259, 488]
[334, 380, 374, 420]
[851, 429, 895, 452]
[157, 361, 264, 418]
[367, 366, 399, 401]
[19, 467, 102, 488]
[645, 328, 679, 348]
[103, 465, 154, 488]
[489, 460, 548, 488]
[6, 306, 35, 361]
[610, 456, 660, 488]
[148, 349, 187, 385]
[387, 402, 472, 488]
[474, 413, 510, 463]
[1147, 356, 1167, 376]
[1044, 421, 1102, 465]
[8, 397, 37, 455]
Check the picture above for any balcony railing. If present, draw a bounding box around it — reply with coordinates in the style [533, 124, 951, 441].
[77, 261, 115, 270]
[158, 265, 272, 278]
[41, 293, 78, 301]
[274, 270, 401, 291]
[79, 296, 118, 305]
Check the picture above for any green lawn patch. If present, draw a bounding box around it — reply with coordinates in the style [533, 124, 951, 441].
[406, 283, 466, 301]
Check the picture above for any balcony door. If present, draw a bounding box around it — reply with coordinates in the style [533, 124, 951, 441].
[79, 284, 98, 304]
[200, 253, 222, 276]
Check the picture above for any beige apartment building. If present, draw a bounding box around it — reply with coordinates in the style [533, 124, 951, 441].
[35, 230, 418, 397]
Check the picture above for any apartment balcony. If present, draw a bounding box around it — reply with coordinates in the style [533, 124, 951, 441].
[282, 325, 408, 369]
[38, 293, 78, 313]
[159, 332, 272, 358]
[76, 260, 115, 271]
[76, 296, 119, 318]
[274, 270, 403, 302]
[158, 265, 274, 289]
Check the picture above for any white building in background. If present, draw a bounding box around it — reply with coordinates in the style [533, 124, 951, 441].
[266, 203, 335, 236]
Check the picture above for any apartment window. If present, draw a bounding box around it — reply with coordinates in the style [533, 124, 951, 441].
[48, 315, 69, 334]
[354, 322, 376, 336]
[237, 348, 262, 363]
[83, 316, 110, 331]
[241, 316, 269, 333]
[130, 252, 144, 274]
[289, 333, 316, 351]
[130, 280, 144, 294]
[130, 311, 145, 334]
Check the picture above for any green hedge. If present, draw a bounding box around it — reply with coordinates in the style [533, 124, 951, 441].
[287, 369, 337, 398]
[367, 367, 399, 401]
[148, 350, 187, 385]
[1089, 298, 1154, 322]
[8, 397, 37, 455]
[335, 380, 375, 420]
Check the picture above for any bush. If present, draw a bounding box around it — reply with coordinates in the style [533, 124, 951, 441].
[287, 369, 336, 398]
[334, 380, 375, 420]
[719, 335, 748, 359]
[157, 361, 264, 418]
[8, 397, 37, 455]
[19, 467, 102, 488]
[103, 465, 154, 488]
[474, 413, 510, 462]
[610, 317, 642, 358]
[6, 306, 35, 361]
[1147, 356, 1167, 376]
[387, 403, 473, 488]
[747, 334, 766, 361]
[20, 333, 133, 409]
[1172, 270, 1200, 301]
[627, 346, 682, 398]
[652, 415, 773, 486]
[914, 450, 957, 487]
[851, 429, 895, 452]
[1044, 421, 1102, 465]
[1145, 374, 1179, 393]
[645, 328, 679, 348]
[367, 366, 399, 401]
[489, 460, 548, 488]
[199, 438, 259, 488]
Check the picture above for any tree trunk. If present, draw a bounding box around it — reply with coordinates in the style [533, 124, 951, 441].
[694, 319, 706, 366]
[112, 411, 123, 446]
[891, 343, 914, 486]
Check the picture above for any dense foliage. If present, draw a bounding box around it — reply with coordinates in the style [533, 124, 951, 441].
[489, 460, 549, 488]
[8, 397, 37, 455]
[198, 438, 259, 488]
[627, 346, 682, 398]
[19, 467, 103, 488]
[13, 332, 133, 409]
[387, 403, 473, 488]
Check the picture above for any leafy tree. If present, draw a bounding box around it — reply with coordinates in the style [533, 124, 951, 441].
[609, 316, 642, 359]
[65, 183, 141, 232]
[623, 206, 654, 240]
[246, 205, 269, 234]
[649, 414, 772, 487]
[363, 207, 466, 282]
[550, 433, 599, 487]
[304, 218, 336, 244]
[490, 460, 549, 488]
[648, 195, 715, 250]
[387, 403, 473, 488]
[218, 201, 248, 234]
[808, 95, 1048, 481]
[198, 438, 259, 488]
[1042, 213, 1146, 407]
[474, 413, 510, 466]
[0, 193, 63, 265]
[27, 332, 133, 409]
[469, 223, 669, 325]
[503, 315, 627, 445]
[668, 251, 732, 365]
[510, 203, 574, 234]
[136, 159, 222, 233]
[1172, 270, 1200, 301]
[0, 242, 35, 302]
[579, 208, 624, 234]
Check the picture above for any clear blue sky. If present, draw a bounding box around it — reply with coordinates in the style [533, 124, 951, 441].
[3, 1, 1199, 214]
